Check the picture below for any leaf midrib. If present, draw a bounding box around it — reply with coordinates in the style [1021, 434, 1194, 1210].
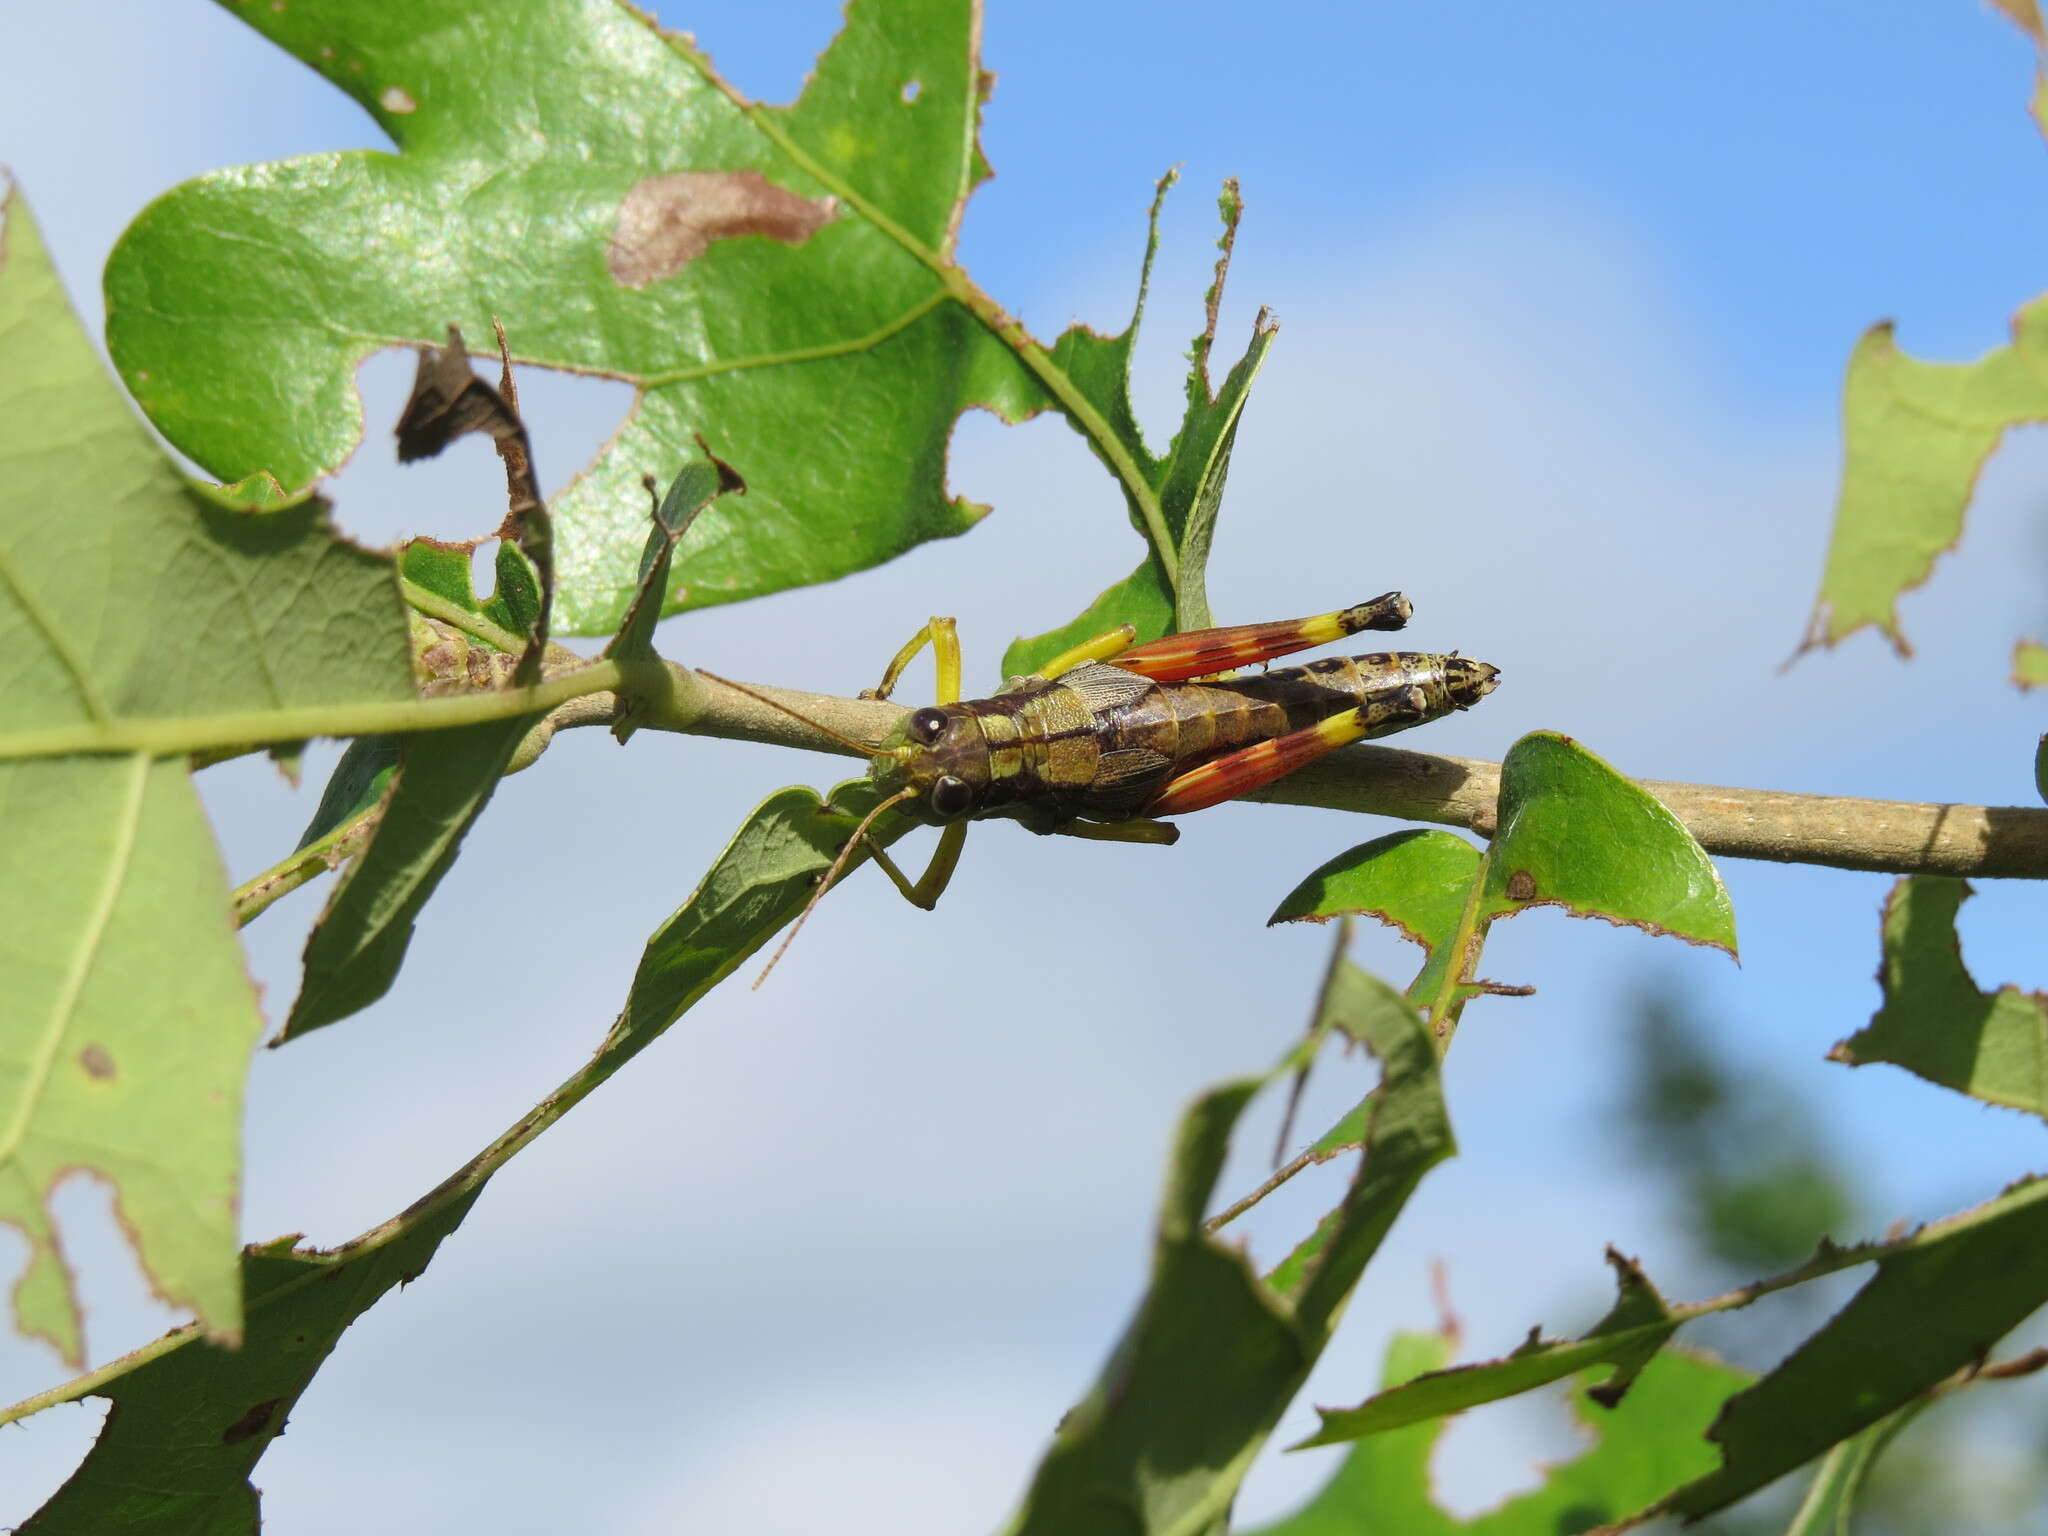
[0, 661, 626, 764]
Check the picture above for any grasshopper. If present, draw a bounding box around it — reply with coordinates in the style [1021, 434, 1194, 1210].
[712, 592, 1499, 982]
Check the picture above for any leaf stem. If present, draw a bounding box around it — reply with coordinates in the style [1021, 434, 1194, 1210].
[231, 801, 384, 927]
[1422, 863, 1492, 1051]
[1207, 1145, 1324, 1231]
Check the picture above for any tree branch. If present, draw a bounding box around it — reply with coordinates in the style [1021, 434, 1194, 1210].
[609, 669, 2048, 880]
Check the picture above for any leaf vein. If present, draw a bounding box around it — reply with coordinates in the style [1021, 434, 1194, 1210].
[0, 540, 113, 723]
[0, 753, 152, 1167]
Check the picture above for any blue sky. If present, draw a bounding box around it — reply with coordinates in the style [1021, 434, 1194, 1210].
[4, 1, 2048, 1530]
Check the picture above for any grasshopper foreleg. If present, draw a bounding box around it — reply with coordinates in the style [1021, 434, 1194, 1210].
[864, 819, 968, 910]
[865, 617, 963, 704]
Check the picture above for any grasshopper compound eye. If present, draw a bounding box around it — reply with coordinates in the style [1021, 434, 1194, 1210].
[929, 775, 974, 819]
[907, 707, 948, 745]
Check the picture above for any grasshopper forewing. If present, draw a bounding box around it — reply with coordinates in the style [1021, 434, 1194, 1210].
[711, 593, 1499, 983]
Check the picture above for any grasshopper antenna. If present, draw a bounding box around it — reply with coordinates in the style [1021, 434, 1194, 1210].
[754, 787, 918, 988]
[696, 670, 891, 759]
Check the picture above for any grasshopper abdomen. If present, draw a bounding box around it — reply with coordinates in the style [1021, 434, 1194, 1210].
[928, 648, 1495, 827]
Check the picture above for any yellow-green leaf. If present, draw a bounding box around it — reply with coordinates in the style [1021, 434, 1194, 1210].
[1830, 876, 2048, 1121]
[0, 181, 414, 1360]
[1803, 310, 2048, 657]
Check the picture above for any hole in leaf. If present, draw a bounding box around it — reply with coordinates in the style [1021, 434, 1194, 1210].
[901, 79, 921, 103]
[470, 537, 502, 603]
[322, 350, 633, 552]
[0, 1393, 109, 1519]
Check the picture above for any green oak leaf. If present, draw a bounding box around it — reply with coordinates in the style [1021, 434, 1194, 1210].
[1254, 1331, 1464, 1536]
[281, 338, 613, 1039]
[1484, 732, 1738, 956]
[1262, 960, 1454, 1323]
[1248, 1331, 1748, 1536]
[1000, 948, 1452, 1535]
[10, 1196, 476, 1535]
[1274, 947, 1415, 1172]
[110, 5, 1281, 646]
[0, 181, 416, 1362]
[107, 0, 1053, 635]
[400, 538, 540, 644]
[1829, 876, 2048, 1121]
[1272, 738, 1730, 1056]
[295, 736, 400, 851]
[1800, 307, 2048, 658]
[279, 717, 536, 1040]
[612, 776, 917, 1055]
[1296, 1248, 1683, 1447]
[1296, 1173, 2048, 1522]
[1652, 1173, 2048, 1524]
[1268, 828, 1487, 1015]
[605, 454, 745, 670]
[7, 768, 910, 1515]
[1269, 829, 1482, 945]
[1800, 0, 2048, 662]
[280, 453, 744, 1042]
[1002, 175, 1277, 679]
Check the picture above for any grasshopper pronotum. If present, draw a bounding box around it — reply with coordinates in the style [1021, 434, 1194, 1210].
[712, 593, 1499, 982]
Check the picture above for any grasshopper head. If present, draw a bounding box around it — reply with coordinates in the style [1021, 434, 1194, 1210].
[873, 704, 988, 822]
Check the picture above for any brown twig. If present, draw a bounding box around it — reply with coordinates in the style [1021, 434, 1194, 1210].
[643, 674, 2048, 880]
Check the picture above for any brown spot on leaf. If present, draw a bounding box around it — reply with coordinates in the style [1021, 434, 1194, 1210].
[78, 1045, 115, 1081]
[607, 171, 836, 289]
[221, 1398, 283, 1444]
[380, 85, 418, 114]
[1505, 869, 1537, 902]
